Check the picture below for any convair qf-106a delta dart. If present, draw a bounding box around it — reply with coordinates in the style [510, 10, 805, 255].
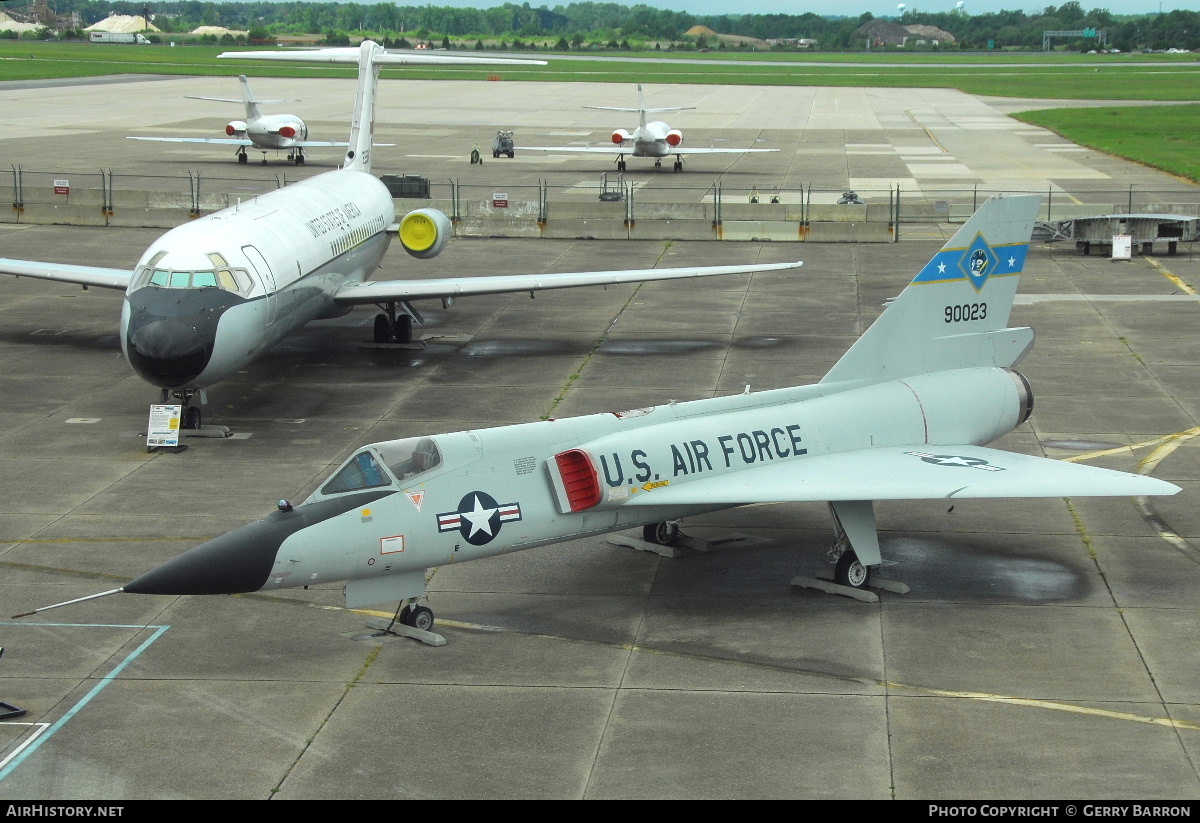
[0, 42, 801, 431]
[126, 74, 391, 165]
[17, 195, 1181, 636]
[534, 83, 778, 172]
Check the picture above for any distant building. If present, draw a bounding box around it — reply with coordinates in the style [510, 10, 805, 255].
[84, 14, 160, 33]
[855, 19, 955, 47]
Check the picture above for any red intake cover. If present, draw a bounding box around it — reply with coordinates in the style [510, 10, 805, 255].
[225, 124, 236, 136]
[665, 130, 683, 147]
[611, 130, 630, 145]
[277, 126, 297, 139]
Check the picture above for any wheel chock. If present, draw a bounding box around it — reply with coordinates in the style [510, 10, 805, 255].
[364, 616, 446, 647]
[790, 575, 909, 602]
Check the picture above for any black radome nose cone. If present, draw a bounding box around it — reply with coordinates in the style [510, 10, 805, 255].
[125, 519, 283, 596]
[126, 319, 212, 387]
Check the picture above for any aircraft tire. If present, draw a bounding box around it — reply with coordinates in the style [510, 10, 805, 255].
[404, 605, 434, 632]
[373, 314, 393, 343]
[394, 315, 413, 343]
[834, 551, 871, 589]
[184, 406, 202, 431]
[238, 154, 248, 164]
[508, 151, 514, 158]
[643, 521, 679, 546]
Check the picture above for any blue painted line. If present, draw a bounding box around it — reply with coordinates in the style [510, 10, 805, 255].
[0, 622, 170, 782]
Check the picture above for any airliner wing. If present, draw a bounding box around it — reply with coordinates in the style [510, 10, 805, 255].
[332, 260, 802, 305]
[126, 137, 394, 148]
[621, 445, 1180, 507]
[0, 258, 132, 290]
[533, 146, 778, 154]
[218, 48, 546, 66]
[128, 137, 254, 146]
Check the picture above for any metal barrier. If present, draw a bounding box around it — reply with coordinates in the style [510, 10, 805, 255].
[5, 166, 1200, 246]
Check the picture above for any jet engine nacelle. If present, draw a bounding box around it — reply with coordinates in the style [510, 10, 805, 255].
[225, 120, 247, 137]
[398, 208, 452, 260]
[665, 129, 683, 147]
[273, 120, 308, 140]
[611, 129, 631, 145]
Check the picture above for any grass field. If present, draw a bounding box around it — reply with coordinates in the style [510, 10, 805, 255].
[1014, 103, 1200, 183]
[4, 40, 1199, 181]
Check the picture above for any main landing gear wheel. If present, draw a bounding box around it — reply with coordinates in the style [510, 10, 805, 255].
[402, 605, 435, 632]
[654, 159, 662, 168]
[617, 159, 627, 172]
[373, 313, 415, 344]
[237, 148, 248, 164]
[643, 520, 680, 546]
[673, 160, 683, 172]
[834, 551, 872, 589]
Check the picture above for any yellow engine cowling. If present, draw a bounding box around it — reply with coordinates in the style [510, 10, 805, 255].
[398, 208, 452, 259]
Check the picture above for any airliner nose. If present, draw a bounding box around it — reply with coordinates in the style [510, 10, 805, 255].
[125, 516, 287, 596]
[126, 319, 212, 387]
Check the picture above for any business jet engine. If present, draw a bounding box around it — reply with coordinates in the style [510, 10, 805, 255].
[611, 129, 632, 145]
[225, 120, 248, 137]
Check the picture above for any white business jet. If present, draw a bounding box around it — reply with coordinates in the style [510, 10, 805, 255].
[535, 83, 778, 171]
[0, 43, 801, 431]
[126, 74, 380, 165]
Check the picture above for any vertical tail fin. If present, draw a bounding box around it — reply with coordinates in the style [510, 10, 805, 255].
[821, 194, 1042, 386]
[237, 75, 262, 121]
[636, 83, 648, 130]
[344, 40, 382, 173]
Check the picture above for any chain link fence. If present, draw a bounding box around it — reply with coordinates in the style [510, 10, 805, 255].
[5, 166, 1199, 248]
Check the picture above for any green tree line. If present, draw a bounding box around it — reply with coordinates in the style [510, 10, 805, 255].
[26, 0, 1200, 51]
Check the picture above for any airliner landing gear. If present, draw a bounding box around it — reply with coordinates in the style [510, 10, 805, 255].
[236, 146, 248, 164]
[287, 148, 306, 165]
[654, 159, 662, 169]
[151, 388, 231, 449]
[617, 158, 627, 171]
[365, 302, 424, 350]
[673, 157, 684, 172]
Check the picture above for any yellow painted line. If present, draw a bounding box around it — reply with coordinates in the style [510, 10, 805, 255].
[1061, 427, 1200, 464]
[1145, 257, 1197, 295]
[886, 682, 1200, 731]
[346, 603, 1200, 732]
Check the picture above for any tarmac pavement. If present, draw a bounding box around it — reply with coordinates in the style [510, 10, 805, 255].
[0, 76, 1198, 800]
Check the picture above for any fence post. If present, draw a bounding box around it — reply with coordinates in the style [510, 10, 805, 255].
[539, 179, 547, 227]
[1046, 184, 1052, 223]
[12, 164, 22, 213]
[1128, 184, 1134, 215]
[894, 185, 901, 242]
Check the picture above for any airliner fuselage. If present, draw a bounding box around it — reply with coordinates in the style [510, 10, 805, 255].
[119, 170, 395, 394]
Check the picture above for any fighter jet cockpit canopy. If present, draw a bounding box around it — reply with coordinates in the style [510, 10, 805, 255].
[318, 437, 443, 497]
[130, 250, 255, 296]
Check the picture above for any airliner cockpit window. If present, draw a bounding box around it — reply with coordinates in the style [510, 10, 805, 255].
[133, 266, 252, 296]
[321, 450, 393, 495]
[376, 437, 443, 482]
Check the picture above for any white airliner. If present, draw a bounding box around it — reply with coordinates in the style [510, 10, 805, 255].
[535, 83, 778, 171]
[126, 74, 382, 165]
[0, 42, 802, 431]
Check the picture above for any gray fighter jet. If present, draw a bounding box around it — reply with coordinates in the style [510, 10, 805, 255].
[16, 194, 1180, 632]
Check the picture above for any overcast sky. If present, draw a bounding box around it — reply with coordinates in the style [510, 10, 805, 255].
[414, 0, 1200, 17]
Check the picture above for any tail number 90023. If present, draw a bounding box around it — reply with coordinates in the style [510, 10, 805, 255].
[945, 303, 986, 323]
